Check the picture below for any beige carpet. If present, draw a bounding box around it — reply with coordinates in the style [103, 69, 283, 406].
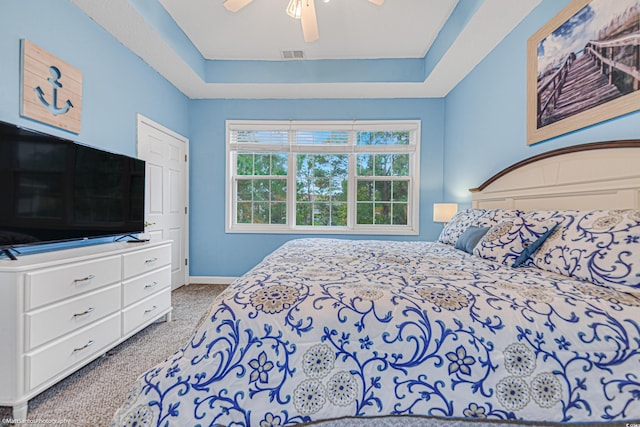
[0, 283, 227, 427]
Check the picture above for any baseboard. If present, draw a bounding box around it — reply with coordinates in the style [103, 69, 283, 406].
[189, 276, 237, 285]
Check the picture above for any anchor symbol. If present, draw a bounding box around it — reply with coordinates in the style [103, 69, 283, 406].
[34, 66, 73, 116]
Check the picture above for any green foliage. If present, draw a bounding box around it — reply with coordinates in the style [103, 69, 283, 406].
[295, 154, 348, 226]
[235, 178, 287, 225]
[357, 154, 409, 177]
[235, 145, 411, 228]
[357, 131, 409, 146]
[356, 180, 409, 225]
[237, 153, 288, 176]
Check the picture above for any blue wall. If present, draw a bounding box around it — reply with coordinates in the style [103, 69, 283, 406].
[0, 0, 189, 254]
[188, 99, 445, 276]
[443, 0, 640, 205]
[0, 0, 189, 153]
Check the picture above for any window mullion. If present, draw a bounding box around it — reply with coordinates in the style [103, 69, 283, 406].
[347, 152, 357, 229]
[353, 145, 414, 153]
[347, 129, 356, 229]
[288, 133, 296, 229]
[231, 144, 289, 152]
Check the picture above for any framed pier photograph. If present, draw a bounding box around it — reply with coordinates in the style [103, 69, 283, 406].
[527, 0, 639, 145]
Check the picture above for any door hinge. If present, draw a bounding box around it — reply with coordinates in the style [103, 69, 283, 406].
[185, 206, 188, 214]
[185, 154, 188, 162]
[185, 258, 188, 266]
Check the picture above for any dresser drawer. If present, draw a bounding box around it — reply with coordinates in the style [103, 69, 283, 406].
[122, 287, 171, 336]
[26, 256, 122, 310]
[123, 245, 171, 279]
[26, 284, 121, 350]
[122, 265, 171, 307]
[26, 313, 120, 390]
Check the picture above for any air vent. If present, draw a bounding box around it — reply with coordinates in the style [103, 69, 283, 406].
[281, 50, 304, 60]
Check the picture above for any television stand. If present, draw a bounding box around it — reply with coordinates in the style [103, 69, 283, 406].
[1, 248, 20, 261]
[114, 234, 149, 243]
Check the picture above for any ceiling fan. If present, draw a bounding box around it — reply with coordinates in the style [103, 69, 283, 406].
[223, 0, 384, 43]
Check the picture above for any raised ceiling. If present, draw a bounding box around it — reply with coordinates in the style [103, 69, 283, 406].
[71, 0, 541, 99]
[161, 0, 455, 60]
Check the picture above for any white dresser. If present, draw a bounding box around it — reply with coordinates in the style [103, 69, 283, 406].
[0, 240, 172, 419]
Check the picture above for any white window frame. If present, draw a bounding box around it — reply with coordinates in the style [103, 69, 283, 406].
[225, 120, 420, 235]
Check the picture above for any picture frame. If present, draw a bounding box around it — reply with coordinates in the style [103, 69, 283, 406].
[526, 0, 639, 146]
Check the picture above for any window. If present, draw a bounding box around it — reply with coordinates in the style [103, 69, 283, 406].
[226, 120, 420, 235]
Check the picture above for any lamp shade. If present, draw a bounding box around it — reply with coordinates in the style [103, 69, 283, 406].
[433, 203, 458, 223]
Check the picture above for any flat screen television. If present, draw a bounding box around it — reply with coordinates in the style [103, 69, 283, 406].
[0, 120, 145, 257]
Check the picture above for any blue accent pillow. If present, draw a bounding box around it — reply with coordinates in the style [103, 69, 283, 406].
[454, 226, 491, 254]
[512, 223, 558, 267]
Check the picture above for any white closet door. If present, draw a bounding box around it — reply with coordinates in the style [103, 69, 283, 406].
[137, 115, 189, 289]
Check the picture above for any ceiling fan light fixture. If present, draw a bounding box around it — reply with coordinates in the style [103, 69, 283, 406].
[226, 0, 380, 43]
[286, 0, 302, 19]
[223, 0, 253, 13]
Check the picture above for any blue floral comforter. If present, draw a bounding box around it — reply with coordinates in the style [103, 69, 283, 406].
[111, 238, 640, 426]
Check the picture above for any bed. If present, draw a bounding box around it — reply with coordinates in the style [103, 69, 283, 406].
[111, 141, 640, 427]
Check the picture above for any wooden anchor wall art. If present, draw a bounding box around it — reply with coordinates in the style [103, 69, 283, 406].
[20, 39, 82, 134]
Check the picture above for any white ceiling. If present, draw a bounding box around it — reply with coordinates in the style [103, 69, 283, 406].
[159, 0, 455, 60]
[71, 0, 542, 99]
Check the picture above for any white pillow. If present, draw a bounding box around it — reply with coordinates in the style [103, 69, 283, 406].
[532, 210, 640, 288]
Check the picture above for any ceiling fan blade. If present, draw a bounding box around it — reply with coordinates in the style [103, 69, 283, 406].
[223, 0, 253, 12]
[300, 0, 319, 42]
[368, 0, 384, 5]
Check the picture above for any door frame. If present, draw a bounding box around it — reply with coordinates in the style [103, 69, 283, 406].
[136, 113, 190, 288]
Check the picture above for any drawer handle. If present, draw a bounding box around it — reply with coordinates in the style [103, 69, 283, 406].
[144, 305, 158, 314]
[73, 274, 95, 283]
[73, 340, 94, 353]
[73, 307, 95, 318]
[144, 281, 159, 289]
[145, 257, 158, 264]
